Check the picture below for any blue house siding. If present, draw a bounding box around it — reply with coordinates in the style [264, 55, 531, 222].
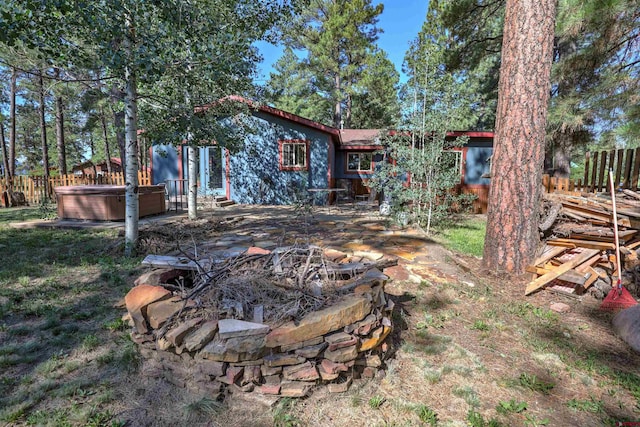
[334, 151, 384, 180]
[228, 112, 332, 205]
[463, 139, 492, 186]
[151, 144, 180, 185]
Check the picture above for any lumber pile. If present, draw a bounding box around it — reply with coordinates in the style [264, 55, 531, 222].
[526, 191, 640, 297]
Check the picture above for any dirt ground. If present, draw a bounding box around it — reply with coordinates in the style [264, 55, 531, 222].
[3, 204, 640, 426]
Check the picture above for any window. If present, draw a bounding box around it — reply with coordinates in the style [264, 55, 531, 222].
[279, 140, 309, 171]
[346, 152, 373, 172]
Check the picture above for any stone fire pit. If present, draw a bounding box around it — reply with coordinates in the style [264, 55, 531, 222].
[123, 245, 396, 399]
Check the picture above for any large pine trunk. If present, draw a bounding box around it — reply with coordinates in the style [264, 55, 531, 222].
[55, 95, 67, 175]
[100, 110, 112, 175]
[9, 67, 17, 179]
[1, 122, 10, 179]
[38, 71, 50, 198]
[482, 0, 557, 274]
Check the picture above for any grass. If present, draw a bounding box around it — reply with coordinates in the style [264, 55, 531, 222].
[0, 210, 141, 425]
[1, 205, 640, 426]
[435, 216, 486, 257]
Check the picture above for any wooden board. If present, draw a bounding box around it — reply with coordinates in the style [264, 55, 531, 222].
[141, 254, 210, 271]
[547, 238, 615, 251]
[525, 249, 600, 295]
[533, 246, 567, 266]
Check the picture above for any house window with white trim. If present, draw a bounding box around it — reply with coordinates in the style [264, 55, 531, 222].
[346, 152, 373, 172]
[279, 140, 309, 171]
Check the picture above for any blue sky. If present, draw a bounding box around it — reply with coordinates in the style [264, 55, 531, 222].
[254, 1, 429, 84]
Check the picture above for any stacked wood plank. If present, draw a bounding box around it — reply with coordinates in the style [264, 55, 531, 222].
[525, 191, 640, 296]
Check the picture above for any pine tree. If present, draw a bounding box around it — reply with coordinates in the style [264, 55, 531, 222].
[483, 0, 557, 274]
[269, 0, 399, 129]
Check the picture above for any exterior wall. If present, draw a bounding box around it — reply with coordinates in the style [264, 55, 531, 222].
[334, 150, 384, 196]
[459, 138, 493, 213]
[151, 144, 180, 184]
[229, 111, 332, 205]
[463, 139, 492, 186]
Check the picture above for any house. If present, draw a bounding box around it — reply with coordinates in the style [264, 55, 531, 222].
[150, 98, 493, 211]
[71, 158, 124, 175]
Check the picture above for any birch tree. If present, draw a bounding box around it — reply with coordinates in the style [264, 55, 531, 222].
[2, 0, 285, 255]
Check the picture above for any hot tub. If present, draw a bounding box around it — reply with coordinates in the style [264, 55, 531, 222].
[55, 185, 166, 221]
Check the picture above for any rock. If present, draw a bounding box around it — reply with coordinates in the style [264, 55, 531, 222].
[550, 302, 571, 313]
[280, 381, 312, 397]
[196, 360, 226, 377]
[280, 336, 324, 352]
[125, 284, 172, 333]
[219, 366, 244, 385]
[362, 367, 377, 378]
[231, 359, 264, 366]
[282, 362, 319, 381]
[135, 269, 183, 287]
[365, 355, 382, 368]
[200, 334, 266, 362]
[320, 359, 349, 375]
[295, 342, 327, 358]
[327, 377, 352, 393]
[146, 296, 183, 330]
[263, 353, 306, 367]
[355, 314, 379, 336]
[359, 326, 392, 352]
[218, 319, 270, 339]
[354, 250, 384, 261]
[165, 317, 203, 347]
[613, 304, 640, 352]
[323, 345, 358, 363]
[325, 332, 352, 345]
[257, 384, 281, 395]
[354, 285, 372, 296]
[183, 321, 219, 352]
[318, 367, 339, 381]
[261, 365, 282, 376]
[266, 296, 371, 348]
[328, 336, 358, 352]
[242, 365, 262, 385]
[263, 374, 282, 385]
[323, 248, 348, 262]
[246, 246, 271, 255]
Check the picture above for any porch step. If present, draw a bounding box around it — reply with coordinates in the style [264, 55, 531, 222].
[214, 196, 235, 207]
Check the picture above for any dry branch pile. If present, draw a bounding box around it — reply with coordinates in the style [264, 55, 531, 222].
[159, 246, 395, 335]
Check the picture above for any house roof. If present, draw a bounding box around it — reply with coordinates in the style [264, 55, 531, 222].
[198, 97, 494, 148]
[200, 96, 342, 142]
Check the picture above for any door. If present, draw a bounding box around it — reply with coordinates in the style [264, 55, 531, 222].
[204, 146, 225, 196]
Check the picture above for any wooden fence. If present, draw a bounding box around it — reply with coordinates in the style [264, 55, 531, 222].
[0, 171, 152, 205]
[544, 148, 640, 194]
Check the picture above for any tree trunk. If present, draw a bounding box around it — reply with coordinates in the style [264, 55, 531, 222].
[124, 15, 139, 257]
[114, 110, 126, 168]
[482, 0, 557, 274]
[100, 109, 113, 175]
[55, 95, 67, 175]
[38, 71, 50, 198]
[188, 145, 198, 220]
[552, 134, 572, 178]
[0, 122, 10, 180]
[333, 73, 342, 128]
[9, 67, 17, 178]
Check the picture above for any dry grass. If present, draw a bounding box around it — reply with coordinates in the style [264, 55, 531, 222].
[1, 206, 640, 426]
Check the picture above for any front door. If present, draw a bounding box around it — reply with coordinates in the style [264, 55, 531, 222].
[203, 146, 225, 196]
